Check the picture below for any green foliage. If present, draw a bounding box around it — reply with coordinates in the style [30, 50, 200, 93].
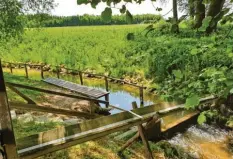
[197, 112, 207, 124]
[185, 95, 200, 109]
[101, 8, 112, 23]
[0, 0, 23, 40]
[24, 14, 161, 27]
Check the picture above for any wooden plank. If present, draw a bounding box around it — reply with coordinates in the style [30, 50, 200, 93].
[6, 82, 109, 104]
[7, 85, 36, 104]
[0, 61, 18, 159]
[17, 110, 158, 159]
[43, 78, 108, 98]
[132, 102, 154, 159]
[9, 102, 99, 119]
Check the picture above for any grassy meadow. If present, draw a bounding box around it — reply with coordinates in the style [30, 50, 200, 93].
[1, 25, 147, 77]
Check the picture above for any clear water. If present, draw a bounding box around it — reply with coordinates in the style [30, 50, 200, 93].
[3, 68, 161, 114]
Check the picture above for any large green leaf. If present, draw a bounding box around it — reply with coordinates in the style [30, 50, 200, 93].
[172, 70, 183, 80]
[101, 8, 112, 23]
[199, 16, 212, 32]
[185, 94, 200, 109]
[198, 113, 206, 124]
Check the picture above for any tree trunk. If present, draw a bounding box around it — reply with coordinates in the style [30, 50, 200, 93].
[188, 0, 195, 18]
[194, 0, 205, 28]
[206, 0, 226, 33]
[171, 0, 179, 33]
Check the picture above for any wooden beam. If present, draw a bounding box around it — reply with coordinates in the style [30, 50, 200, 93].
[6, 82, 109, 104]
[9, 102, 98, 119]
[17, 111, 158, 159]
[105, 94, 109, 108]
[132, 102, 154, 159]
[7, 85, 36, 104]
[0, 61, 18, 159]
[118, 116, 159, 153]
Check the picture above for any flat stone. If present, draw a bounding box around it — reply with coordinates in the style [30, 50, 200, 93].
[17, 113, 34, 123]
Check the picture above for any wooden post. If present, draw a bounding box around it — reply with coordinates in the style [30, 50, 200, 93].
[24, 64, 28, 78]
[104, 76, 109, 92]
[139, 87, 144, 107]
[132, 102, 154, 159]
[40, 65, 44, 79]
[79, 71, 83, 85]
[0, 61, 18, 159]
[9, 63, 13, 74]
[105, 94, 109, 108]
[56, 66, 60, 79]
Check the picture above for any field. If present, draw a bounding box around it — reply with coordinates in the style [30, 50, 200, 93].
[0, 25, 147, 77]
[1, 23, 233, 102]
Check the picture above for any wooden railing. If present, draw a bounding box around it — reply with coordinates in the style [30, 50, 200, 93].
[1, 60, 146, 106]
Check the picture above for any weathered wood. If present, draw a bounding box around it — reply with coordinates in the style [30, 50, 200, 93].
[105, 94, 109, 108]
[40, 65, 44, 79]
[109, 105, 143, 119]
[6, 85, 36, 104]
[0, 61, 18, 159]
[17, 106, 158, 159]
[104, 76, 109, 92]
[9, 63, 13, 74]
[56, 66, 60, 79]
[139, 87, 144, 107]
[132, 102, 154, 159]
[6, 82, 109, 104]
[24, 64, 28, 78]
[118, 116, 159, 153]
[43, 78, 109, 99]
[9, 102, 98, 119]
[79, 71, 83, 85]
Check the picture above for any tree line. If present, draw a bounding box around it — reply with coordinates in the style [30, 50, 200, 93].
[25, 14, 162, 28]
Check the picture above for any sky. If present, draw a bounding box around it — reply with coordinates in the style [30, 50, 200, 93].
[51, 0, 174, 17]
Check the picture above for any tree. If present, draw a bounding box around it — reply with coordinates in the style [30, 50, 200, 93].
[0, 0, 23, 39]
[193, 0, 205, 29]
[0, 0, 55, 40]
[171, 0, 179, 33]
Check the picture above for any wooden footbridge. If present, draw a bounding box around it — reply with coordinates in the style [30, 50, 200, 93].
[0, 60, 216, 159]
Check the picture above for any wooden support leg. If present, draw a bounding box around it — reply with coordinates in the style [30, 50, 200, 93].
[118, 116, 159, 153]
[0, 61, 18, 159]
[132, 102, 154, 159]
[79, 71, 83, 85]
[56, 66, 60, 79]
[139, 87, 144, 108]
[9, 63, 13, 74]
[25, 64, 28, 78]
[104, 76, 109, 92]
[105, 94, 109, 108]
[40, 65, 44, 79]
